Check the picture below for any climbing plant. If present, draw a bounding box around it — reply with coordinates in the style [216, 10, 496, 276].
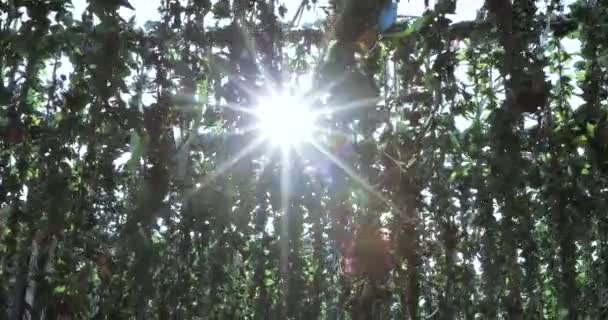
[1, 0, 607, 319]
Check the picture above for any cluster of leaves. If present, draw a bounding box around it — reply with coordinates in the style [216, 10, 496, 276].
[1, 0, 607, 319]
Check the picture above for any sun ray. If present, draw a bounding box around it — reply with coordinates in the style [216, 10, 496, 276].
[297, 72, 353, 106]
[235, 24, 284, 94]
[309, 139, 400, 215]
[316, 96, 380, 116]
[177, 136, 266, 208]
[279, 147, 291, 314]
[221, 101, 258, 116]
[254, 149, 279, 183]
[222, 125, 261, 138]
[311, 125, 352, 140]
[208, 54, 279, 110]
[207, 56, 261, 99]
[194, 136, 267, 191]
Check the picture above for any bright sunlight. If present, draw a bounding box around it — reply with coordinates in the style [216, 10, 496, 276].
[254, 94, 317, 149]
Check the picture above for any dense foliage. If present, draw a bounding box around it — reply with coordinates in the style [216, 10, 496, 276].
[1, 0, 608, 319]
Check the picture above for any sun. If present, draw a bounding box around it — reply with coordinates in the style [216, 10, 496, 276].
[254, 94, 317, 149]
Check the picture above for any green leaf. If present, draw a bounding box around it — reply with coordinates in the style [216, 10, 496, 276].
[574, 135, 587, 146]
[573, 60, 586, 71]
[581, 163, 591, 175]
[396, 120, 408, 134]
[383, 15, 429, 38]
[449, 132, 461, 149]
[586, 122, 596, 138]
[54, 285, 66, 294]
[449, 171, 460, 182]
[408, 15, 430, 34]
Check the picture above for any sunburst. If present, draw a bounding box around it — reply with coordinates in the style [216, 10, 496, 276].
[253, 93, 318, 150]
[180, 24, 395, 312]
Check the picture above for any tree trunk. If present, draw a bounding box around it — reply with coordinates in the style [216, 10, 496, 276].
[556, 196, 577, 320]
[10, 232, 34, 320]
[400, 184, 419, 319]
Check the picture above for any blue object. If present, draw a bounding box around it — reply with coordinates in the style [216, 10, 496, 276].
[378, 1, 398, 33]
